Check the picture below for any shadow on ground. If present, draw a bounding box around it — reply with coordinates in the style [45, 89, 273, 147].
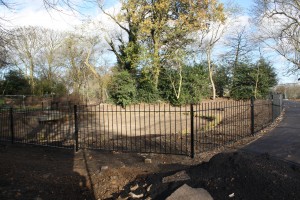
[0, 143, 94, 200]
[113, 151, 300, 200]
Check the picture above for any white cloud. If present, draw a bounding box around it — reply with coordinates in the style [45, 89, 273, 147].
[1, 0, 123, 33]
[1, 6, 82, 31]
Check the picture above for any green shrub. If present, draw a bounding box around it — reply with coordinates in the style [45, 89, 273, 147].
[158, 64, 210, 105]
[108, 70, 137, 107]
[136, 70, 161, 103]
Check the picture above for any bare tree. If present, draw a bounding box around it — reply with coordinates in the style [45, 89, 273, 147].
[0, 0, 92, 12]
[37, 28, 64, 81]
[0, 30, 9, 68]
[252, 0, 300, 72]
[223, 26, 253, 68]
[198, 22, 227, 100]
[7, 26, 42, 94]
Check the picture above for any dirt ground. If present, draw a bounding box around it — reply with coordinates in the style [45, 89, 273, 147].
[0, 111, 300, 200]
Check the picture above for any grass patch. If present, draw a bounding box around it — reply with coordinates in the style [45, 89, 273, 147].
[201, 114, 222, 131]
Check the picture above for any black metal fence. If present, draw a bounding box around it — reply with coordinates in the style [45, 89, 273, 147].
[0, 95, 283, 157]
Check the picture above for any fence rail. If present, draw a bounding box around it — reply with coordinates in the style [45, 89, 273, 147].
[0, 95, 283, 157]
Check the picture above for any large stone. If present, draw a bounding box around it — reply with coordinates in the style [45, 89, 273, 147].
[162, 171, 190, 183]
[130, 184, 139, 191]
[129, 192, 144, 199]
[166, 184, 213, 200]
[101, 166, 109, 171]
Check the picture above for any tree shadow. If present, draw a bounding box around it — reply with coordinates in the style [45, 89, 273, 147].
[0, 143, 95, 200]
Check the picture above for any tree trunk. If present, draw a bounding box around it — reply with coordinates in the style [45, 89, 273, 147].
[170, 65, 183, 100]
[207, 48, 216, 100]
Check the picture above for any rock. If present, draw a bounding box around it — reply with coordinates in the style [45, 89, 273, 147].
[229, 193, 235, 198]
[42, 174, 51, 179]
[162, 171, 190, 183]
[130, 184, 139, 191]
[116, 195, 127, 200]
[146, 184, 152, 192]
[101, 166, 109, 171]
[129, 192, 144, 199]
[139, 153, 149, 157]
[15, 192, 22, 198]
[166, 184, 213, 200]
[145, 158, 152, 164]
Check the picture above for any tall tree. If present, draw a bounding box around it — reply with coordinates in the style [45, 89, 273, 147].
[214, 65, 230, 97]
[253, 0, 300, 72]
[223, 26, 253, 69]
[61, 33, 88, 96]
[100, 0, 142, 75]
[0, 31, 8, 68]
[230, 58, 277, 99]
[138, 0, 225, 89]
[197, 21, 226, 100]
[0, 70, 31, 95]
[7, 26, 41, 94]
[102, 0, 225, 91]
[36, 28, 64, 94]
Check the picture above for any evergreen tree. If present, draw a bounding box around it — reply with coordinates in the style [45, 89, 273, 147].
[0, 70, 31, 95]
[107, 70, 137, 107]
[230, 59, 277, 99]
[214, 65, 231, 97]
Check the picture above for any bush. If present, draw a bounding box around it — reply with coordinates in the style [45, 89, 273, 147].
[159, 64, 210, 105]
[35, 79, 67, 97]
[136, 70, 161, 103]
[108, 70, 137, 107]
[0, 70, 31, 95]
[230, 59, 277, 99]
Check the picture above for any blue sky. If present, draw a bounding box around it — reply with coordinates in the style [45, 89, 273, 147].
[231, 0, 254, 10]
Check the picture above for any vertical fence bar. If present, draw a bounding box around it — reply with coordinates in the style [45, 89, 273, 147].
[10, 107, 14, 144]
[190, 104, 195, 158]
[271, 95, 275, 122]
[74, 105, 79, 152]
[250, 96, 255, 135]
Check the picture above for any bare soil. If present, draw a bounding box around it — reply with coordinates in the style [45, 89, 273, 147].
[1, 99, 273, 156]
[1, 114, 300, 200]
[1, 100, 297, 200]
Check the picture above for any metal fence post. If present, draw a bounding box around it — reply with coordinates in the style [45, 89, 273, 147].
[271, 95, 275, 122]
[10, 107, 14, 144]
[190, 104, 195, 158]
[250, 96, 255, 135]
[74, 105, 79, 152]
[280, 94, 283, 112]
